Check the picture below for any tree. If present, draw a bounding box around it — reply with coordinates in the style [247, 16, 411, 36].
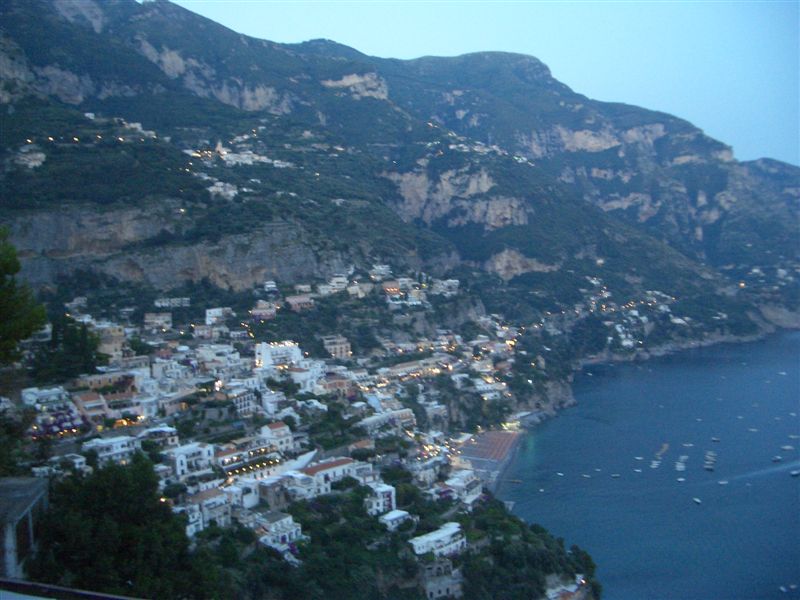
[28, 453, 231, 598]
[0, 227, 46, 364]
[30, 315, 104, 383]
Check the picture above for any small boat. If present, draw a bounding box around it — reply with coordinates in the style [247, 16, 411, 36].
[711, 437, 720, 442]
[772, 455, 783, 463]
[790, 470, 800, 477]
[718, 480, 729, 485]
[556, 472, 565, 477]
[611, 473, 621, 478]
[704, 464, 715, 472]
[780, 445, 794, 451]
[693, 497, 702, 504]
[581, 474, 591, 479]
[633, 468, 642, 473]
[676, 477, 686, 482]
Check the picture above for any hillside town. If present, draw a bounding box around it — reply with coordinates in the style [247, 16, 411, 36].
[0, 263, 641, 598]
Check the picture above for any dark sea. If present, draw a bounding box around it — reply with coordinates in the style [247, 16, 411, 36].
[497, 332, 800, 600]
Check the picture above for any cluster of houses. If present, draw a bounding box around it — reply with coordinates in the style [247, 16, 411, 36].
[10, 276, 534, 590]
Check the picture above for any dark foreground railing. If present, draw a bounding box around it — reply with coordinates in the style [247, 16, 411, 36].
[0, 578, 142, 600]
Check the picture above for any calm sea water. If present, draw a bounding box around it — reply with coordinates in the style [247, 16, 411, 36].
[497, 332, 800, 600]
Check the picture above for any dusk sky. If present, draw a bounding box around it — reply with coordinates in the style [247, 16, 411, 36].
[171, 0, 799, 166]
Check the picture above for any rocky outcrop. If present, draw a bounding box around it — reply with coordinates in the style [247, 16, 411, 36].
[384, 168, 529, 230]
[99, 229, 344, 291]
[0, 33, 143, 105]
[484, 249, 560, 281]
[51, 0, 106, 33]
[3, 204, 344, 291]
[321, 72, 388, 100]
[134, 38, 294, 113]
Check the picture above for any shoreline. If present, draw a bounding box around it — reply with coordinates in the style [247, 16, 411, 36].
[495, 327, 800, 600]
[491, 327, 800, 493]
[487, 431, 524, 495]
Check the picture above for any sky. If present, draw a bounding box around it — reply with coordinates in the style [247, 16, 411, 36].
[171, 1, 800, 166]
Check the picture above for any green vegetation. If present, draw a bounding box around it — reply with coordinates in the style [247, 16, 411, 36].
[28, 454, 231, 598]
[2, 137, 208, 210]
[457, 499, 601, 600]
[0, 411, 35, 476]
[0, 227, 46, 364]
[30, 315, 105, 384]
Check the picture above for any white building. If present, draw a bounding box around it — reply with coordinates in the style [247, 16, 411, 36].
[82, 436, 141, 466]
[174, 503, 204, 538]
[21, 387, 69, 407]
[137, 425, 179, 448]
[445, 469, 483, 509]
[205, 307, 233, 326]
[379, 509, 413, 532]
[227, 385, 258, 417]
[299, 457, 355, 496]
[288, 360, 325, 393]
[364, 482, 396, 516]
[258, 511, 303, 553]
[255, 341, 303, 369]
[184, 488, 231, 530]
[408, 522, 467, 557]
[260, 389, 286, 415]
[259, 422, 294, 453]
[166, 442, 215, 481]
[322, 335, 352, 360]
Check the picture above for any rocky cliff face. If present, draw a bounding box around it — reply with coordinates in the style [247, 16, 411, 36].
[384, 168, 529, 230]
[5, 203, 345, 291]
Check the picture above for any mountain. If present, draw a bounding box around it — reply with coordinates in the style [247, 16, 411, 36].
[1, 0, 797, 328]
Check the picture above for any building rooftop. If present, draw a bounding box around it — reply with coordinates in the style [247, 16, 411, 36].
[262, 511, 292, 524]
[301, 457, 354, 476]
[380, 509, 410, 521]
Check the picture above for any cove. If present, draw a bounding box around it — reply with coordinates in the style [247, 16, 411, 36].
[497, 332, 800, 600]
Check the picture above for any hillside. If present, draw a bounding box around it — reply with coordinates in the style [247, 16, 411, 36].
[1, 0, 797, 325]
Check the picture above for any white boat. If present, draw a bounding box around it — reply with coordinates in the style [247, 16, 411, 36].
[693, 497, 702, 504]
[790, 470, 799, 477]
[772, 455, 783, 463]
[780, 445, 794, 451]
[718, 480, 729, 485]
